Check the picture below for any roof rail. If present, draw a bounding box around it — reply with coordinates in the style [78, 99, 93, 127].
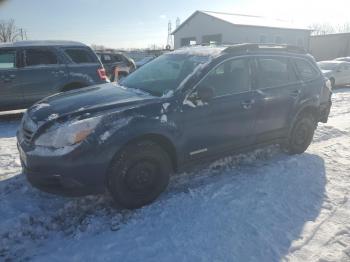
[223, 43, 306, 54]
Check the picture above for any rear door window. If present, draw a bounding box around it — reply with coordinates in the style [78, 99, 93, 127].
[0, 50, 16, 69]
[64, 48, 95, 64]
[294, 59, 319, 81]
[24, 49, 58, 67]
[256, 57, 297, 89]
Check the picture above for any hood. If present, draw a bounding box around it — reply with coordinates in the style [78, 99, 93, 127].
[27, 83, 155, 123]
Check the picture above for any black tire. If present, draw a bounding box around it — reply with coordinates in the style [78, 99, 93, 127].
[107, 141, 172, 209]
[285, 113, 316, 155]
[330, 78, 335, 89]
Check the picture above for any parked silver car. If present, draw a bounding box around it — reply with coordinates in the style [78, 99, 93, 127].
[317, 61, 350, 87]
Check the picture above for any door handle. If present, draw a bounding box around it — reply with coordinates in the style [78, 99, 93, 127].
[1, 74, 16, 82]
[290, 89, 301, 97]
[3, 75, 15, 82]
[241, 99, 255, 110]
[52, 70, 65, 76]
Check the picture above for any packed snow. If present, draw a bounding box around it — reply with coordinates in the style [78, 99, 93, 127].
[1, 88, 350, 262]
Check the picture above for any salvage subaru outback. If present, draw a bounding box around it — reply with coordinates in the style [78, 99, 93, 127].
[17, 44, 332, 209]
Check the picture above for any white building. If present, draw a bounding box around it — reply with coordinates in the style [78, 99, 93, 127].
[172, 11, 311, 50]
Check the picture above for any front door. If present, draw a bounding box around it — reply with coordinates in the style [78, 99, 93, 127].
[0, 48, 23, 110]
[182, 57, 258, 160]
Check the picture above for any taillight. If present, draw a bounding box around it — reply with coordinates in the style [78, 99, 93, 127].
[97, 68, 108, 81]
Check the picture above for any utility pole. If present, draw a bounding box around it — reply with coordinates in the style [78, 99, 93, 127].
[18, 28, 27, 40]
[176, 17, 181, 29]
[166, 20, 173, 50]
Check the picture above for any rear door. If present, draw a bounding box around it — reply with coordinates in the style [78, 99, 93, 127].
[100, 54, 114, 77]
[182, 57, 258, 159]
[0, 48, 23, 110]
[63, 47, 103, 84]
[252, 56, 301, 142]
[19, 47, 67, 105]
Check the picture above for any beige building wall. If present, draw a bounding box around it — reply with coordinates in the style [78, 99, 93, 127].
[310, 34, 350, 61]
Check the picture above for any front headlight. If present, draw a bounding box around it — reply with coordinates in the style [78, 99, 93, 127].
[35, 116, 102, 148]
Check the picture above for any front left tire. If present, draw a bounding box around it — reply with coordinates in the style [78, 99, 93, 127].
[107, 140, 172, 209]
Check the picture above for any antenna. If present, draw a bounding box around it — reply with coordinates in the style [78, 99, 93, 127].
[166, 20, 173, 50]
[176, 17, 181, 28]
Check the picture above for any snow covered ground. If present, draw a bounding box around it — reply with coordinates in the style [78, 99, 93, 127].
[0, 89, 350, 262]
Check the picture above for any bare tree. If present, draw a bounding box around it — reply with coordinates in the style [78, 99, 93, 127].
[336, 22, 350, 34]
[309, 23, 336, 36]
[310, 22, 350, 36]
[0, 19, 25, 43]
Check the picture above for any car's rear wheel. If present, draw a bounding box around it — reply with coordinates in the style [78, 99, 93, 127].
[285, 113, 316, 155]
[107, 141, 171, 209]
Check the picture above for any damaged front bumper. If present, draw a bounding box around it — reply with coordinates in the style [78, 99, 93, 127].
[17, 140, 112, 197]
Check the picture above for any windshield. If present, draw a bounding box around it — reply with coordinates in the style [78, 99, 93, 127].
[121, 53, 210, 96]
[318, 62, 339, 71]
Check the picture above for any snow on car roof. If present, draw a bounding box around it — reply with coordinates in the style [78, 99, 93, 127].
[172, 46, 226, 57]
[0, 40, 87, 48]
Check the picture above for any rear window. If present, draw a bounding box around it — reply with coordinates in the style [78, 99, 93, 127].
[102, 54, 112, 63]
[24, 49, 58, 66]
[256, 57, 297, 88]
[64, 48, 95, 64]
[295, 59, 319, 81]
[0, 50, 16, 69]
[113, 54, 125, 62]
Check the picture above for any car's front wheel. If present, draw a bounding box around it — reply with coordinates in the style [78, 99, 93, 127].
[284, 113, 317, 155]
[107, 141, 171, 209]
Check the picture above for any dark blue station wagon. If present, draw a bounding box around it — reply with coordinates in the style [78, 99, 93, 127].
[17, 44, 332, 209]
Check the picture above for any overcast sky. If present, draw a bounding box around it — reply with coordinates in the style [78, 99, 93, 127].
[0, 0, 349, 48]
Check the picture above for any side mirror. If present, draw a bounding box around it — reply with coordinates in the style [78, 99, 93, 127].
[197, 86, 214, 102]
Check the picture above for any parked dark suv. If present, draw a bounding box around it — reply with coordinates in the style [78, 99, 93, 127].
[0, 40, 108, 111]
[96, 51, 136, 81]
[17, 44, 332, 209]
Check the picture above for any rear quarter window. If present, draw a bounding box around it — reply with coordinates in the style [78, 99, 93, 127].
[294, 59, 319, 81]
[102, 54, 112, 63]
[113, 54, 125, 63]
[256, 57, 297, 88]
[64, 48, 96, 64]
